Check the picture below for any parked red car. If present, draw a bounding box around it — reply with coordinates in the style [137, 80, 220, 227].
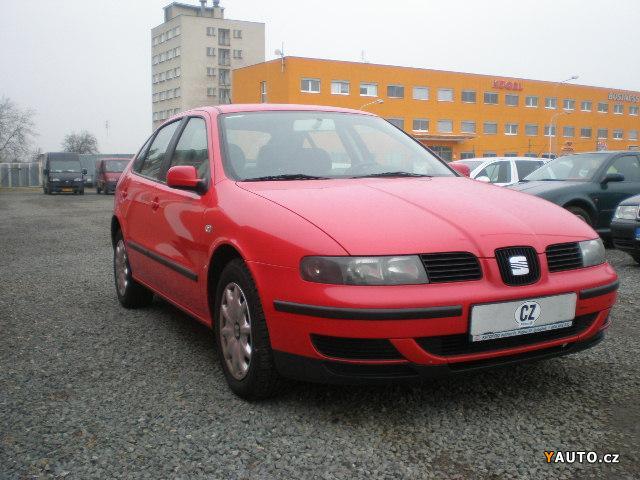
[111, 104, 618, 399]
[96, 158, 130, 194]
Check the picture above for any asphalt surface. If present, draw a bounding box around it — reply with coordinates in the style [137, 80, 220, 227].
[1, 189, 639, 480]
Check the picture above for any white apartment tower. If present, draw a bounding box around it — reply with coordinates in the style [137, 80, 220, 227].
[151, 1, 265, 128]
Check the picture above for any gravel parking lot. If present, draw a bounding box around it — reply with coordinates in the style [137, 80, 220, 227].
[1, 189, 639, 479]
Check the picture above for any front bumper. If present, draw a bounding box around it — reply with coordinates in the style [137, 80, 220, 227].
[611, 219, 640, 254]
[50, 181, 84, 193]
[248, 258, 618, 382]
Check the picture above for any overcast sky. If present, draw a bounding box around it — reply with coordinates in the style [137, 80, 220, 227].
[1, 0, 639, 154]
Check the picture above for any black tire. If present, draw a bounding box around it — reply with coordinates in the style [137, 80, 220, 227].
[79, 189, 85, 195]
[96, 185, 102, 194]
[214, 258, 282, 400]
[113, 231, 154, 309]
[566, 206, 592, 226]
[632, 253, 640, 265]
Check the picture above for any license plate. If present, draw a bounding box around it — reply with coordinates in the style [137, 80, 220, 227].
[470, 293, 577, 342]
[62, 188, 73, 192]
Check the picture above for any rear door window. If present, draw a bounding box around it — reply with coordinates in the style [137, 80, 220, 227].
[477, 161, 511, 183]
[515, 160, 544, 179]
[607, 155, 640, 182]
[137, 121, 181, 181]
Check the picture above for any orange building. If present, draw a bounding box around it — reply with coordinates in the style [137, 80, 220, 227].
[232, 57, 640, 161]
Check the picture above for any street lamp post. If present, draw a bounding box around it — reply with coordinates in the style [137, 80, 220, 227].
[360, 98, 384, 110]
[548, 75, 579, 158]
[549, 111, 571, 158]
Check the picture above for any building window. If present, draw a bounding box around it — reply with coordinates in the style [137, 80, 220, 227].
[218, 49, 230, 66]
[412, 119, 428, 132]
[483, 152, 497, 158]
[597, 102, 608, 113]
[387, 118, 404, 129]
[207, 27, 216, 36]
[629, 130, 639, 141]
[580, 127, 592, 138]
[175, 67, 181, 77]
[545, 97, 557, 109]
[413, 87, 429, 100]
[461, 90, 476, 103]
[437, 119, 453, 133]
[483, 122, 498, 135]
[525, 96, 539, 107]
[613, 129, 623, 140]
[613, 103, 624, 114]
[233, 29, 242, 39]
[207, 87, 217, 97]
[360, 82, 377, 97]
[260, 81, 267, 103]
[484, 92, 498, 105]
[504, 123, 518, 135]
[220, 88, 232, 104]
[544, 125, 556, 137]
[504, 152, 518, 157]
[630, 105, 639, 116]
[218, 28, 230, 46]
[597, 128, 608, 139]
[219, 69, 231, 86]
[461, 121, 476, 133]
[505, 94, 519, 107]
[524, 153, 538, 158]
[301, 78, 320, 93]
[460, 152, 475, 159]
[174, 26, 180, 36]
[207, 67, 216, 76]
[438, 88, 454, 102]
[387, 85, 405, 99]
[207, 47, 216, 57]
[175, 47, 180, 57]
[563, 99, 575, 110]
[166, 70, 174, 80]
[233, 49, 243, 59]
[159, 72, 166, 82]
[174, 88, 180, 98]
[581, 100, 592, 111]
[331, 80, 350, 95]
[525, 124, 539, 136]
[563, 126, 575, 137]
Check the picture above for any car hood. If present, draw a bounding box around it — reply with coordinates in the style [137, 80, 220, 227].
[508, 180, 585, 197]
[238, 177, 597, 257]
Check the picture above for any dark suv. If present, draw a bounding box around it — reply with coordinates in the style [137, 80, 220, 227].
[42, 152, 86, 195]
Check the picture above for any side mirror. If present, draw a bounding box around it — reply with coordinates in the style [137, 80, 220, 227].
[43, 168, 49, 175]
[476, 176, 491, 183]
[601, 172, 624, 184]
[450, 163, 471, 177]
[166, 165, 206, 193]
[82, 168, 87, 175]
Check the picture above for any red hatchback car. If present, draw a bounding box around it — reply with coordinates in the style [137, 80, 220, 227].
[112, 104, 618, 399]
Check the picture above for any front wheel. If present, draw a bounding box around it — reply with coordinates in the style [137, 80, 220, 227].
[96, 185, 102, 194]
[214, 259, 282, 399]
[566, 206, 592, 226]
[113, 231, 154, 308]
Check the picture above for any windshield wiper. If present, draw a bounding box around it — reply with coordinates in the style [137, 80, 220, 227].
[355, 171, 432, 178]
[242, 174, 329, 181]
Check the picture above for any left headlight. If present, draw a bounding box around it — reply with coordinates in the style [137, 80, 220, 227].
[614, 205, 640, 220]
[579, 239, 605, 267]
[74, 177, 83, 182]
[300, 256, 429, 285]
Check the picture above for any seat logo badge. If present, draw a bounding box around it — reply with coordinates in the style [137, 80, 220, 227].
[205, 224, 213, 233]
[514, 301, 541, 327]
[509, 255, 529, 276]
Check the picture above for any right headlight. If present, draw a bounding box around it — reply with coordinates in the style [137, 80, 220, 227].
[614, 205, 640, 220]
[579, 239, 605, 267]
[300, 256, 428, 285]
[51, 178, 60, 182]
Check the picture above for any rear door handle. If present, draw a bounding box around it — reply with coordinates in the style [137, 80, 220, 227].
[151, 197, 160, 211]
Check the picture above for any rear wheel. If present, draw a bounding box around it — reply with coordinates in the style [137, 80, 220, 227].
[566, 206, 592, 226]
[214, 259, 282, 399]
[96, 184, 102, 194]
[113, 231, 154, 308]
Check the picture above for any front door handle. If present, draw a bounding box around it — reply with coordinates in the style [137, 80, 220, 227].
[151, 197, 160, 211]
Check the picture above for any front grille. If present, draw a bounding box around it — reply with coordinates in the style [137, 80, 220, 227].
[546, 242, 583, 272]
[420, 252, 482, 283]
[324, 363, 418, 378]
[495, 246, 540, 286]
[311, 335, 403, 360]
[416, 313, 597, 356]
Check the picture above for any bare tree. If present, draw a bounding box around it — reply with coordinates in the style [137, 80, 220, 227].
[0, 97, 37, 162]
[61, 131, 99, 154]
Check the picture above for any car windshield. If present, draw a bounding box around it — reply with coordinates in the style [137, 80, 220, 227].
[50, 160, 81, 173]
[456, 160, 483, 171]
[219, 111, 454, 181]
[524, 153, 609, 182]
[105, 160, 129, 172]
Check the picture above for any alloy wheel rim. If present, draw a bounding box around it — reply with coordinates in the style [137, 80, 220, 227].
[219, 282, 252, 380]
[115, 240, 129, 296]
